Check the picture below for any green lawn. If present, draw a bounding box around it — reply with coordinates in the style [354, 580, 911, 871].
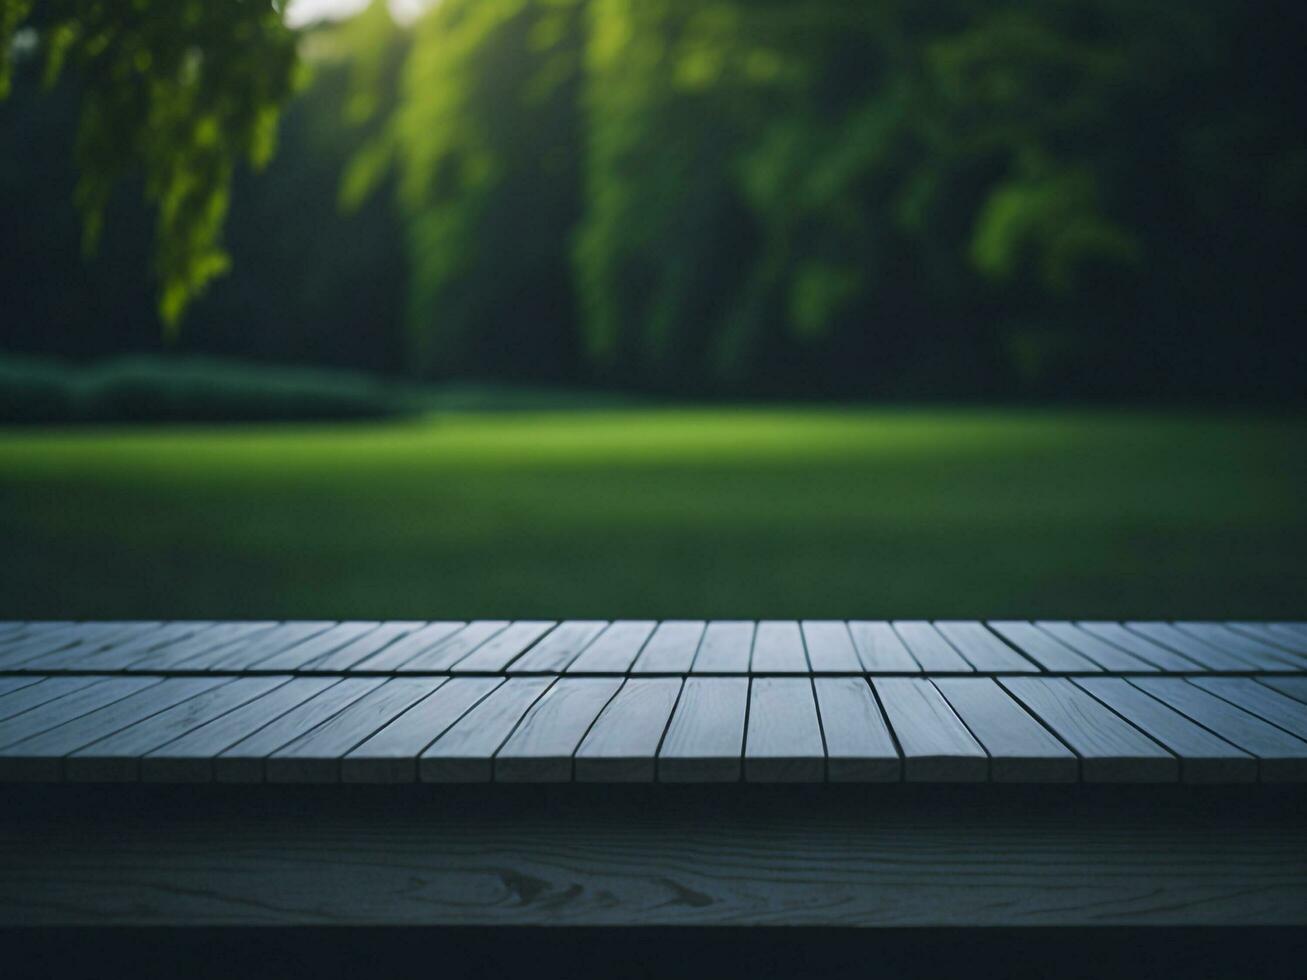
[0, 409, 1303, 620]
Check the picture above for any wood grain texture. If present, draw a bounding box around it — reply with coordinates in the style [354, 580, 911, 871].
[18, 622, 171, 672]
[0, 622, 162, 670]
[397, 621, 510, 672]
[349, 622, 465, 672]
[508, 621, 608, 673]
[658, 677, 748, 782]
[892, 621, 972, 672]
[142, 677, 341, 782]
[215, 678, 384, 783]
[1188, 677, 1307, 740]
[847, 621, 919, 672]
[126, 622, 280, 672]
[811, 677, 899, 781]
[301, 621, 426, 671]
[566, 621, 656, 674]
[630, 620, 705, 674]
[988, 621, 1102, 672]
[691, 621, 754, 673]
[935, 621, 1039, 672]
[749, 621, 809, 673]
[872, 678, 986, 781]
[0, 677, 161, 750]
[1077, 621, 1197, 671]
[574, 678, 682, 781]
[452, 621, 556, 673]
[0, 676, 102, 723]
[495, 678, 623, 781]
[342, 677, 501, 783]
[1001, 677, 1177, 782]
[801, 621, 862, 673]
[1074, 677, 1255, 783]
[1260, 676, 1307, 705]
[933, 678, 1077, 782]
[1124, 622, 1253, 671]
[1229, 622, 1307, 655]
[266, 678, 444, 783]
[50, 621, 218, 672]
[9, 786, 1301, 926]
[744, 677, 825, 782]
[1035, 621, 1158, 672]
[66, 677, 289, 782]
[252, 621, 382, 671]
[1130, 678, 1307, 781]
[420, 677, 553, 782]
[0, 677, 222, 781]
[1174, 622, 1307, 671]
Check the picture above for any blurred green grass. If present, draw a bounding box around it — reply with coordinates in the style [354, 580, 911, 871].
[0, 409, 1303, 620]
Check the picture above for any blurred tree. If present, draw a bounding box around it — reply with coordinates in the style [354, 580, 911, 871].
[0, 0, 299, 328]
[344, 0, 586, 382]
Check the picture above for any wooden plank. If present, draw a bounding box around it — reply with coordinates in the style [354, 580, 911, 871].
[5, 789, 1307, 927]
[749, 621, 809, 673]
[66, 678, 289, 781]
[847, 621, 919, 672]
[892, 621, 972, 672]
[872, 678, 986, 781]
[265, 678, 444, 783]
[935, 621, 1039, 672]
[123, 621, 280, 672]
[1033, 621, 1158, 672]
[1074, 677, 1255, 783]
[0, 676, 104, 723]
[1187, 678, 1307, 743]
[494, 678, 623, 781]
[0, 677, 225, 781]
[17, 622, 171, 671]
[691, 621, 754, 673]
[744, 678, 825, 782]
[44, 621, 218, 673]
[988, 621, 1102, 672]
[1269, 622, 1307, 641]
[934, 678, 1077, 782]
[1129, 678, 1307, 781]
[658, 677, 749, 782]
[1227, 622, 1307, 655]
[811, 677, 899, 781]
[247, 621, 381, 671]
[348, 622, 465, 671]
[451, 621, 555, 673]
[508, 621, 608, 673]
[1174, 622, 1307, 670]
[396, 621, 510, 672]
[566, 620, 656, 674]
[1001, 677, 1176, 782]
[801, 621, 862, 673]
[1076, 622, 1198, 671]
[214, 678, 386, 782]
[0, 622, 162, 670]
[420, 677, 553, 781]
[342, 677, 502, 783]
[630, 620, 705, 674]
[1260, 676, 1307, 705]
[1124, 622, 1254, 671]
[0, 675, 43, 702]
[574, 678, 682, 782]
[0, 678, 161, 750]
[141, 677, 341, 782]
[304, 621, 426, 671]
[195, 622, 338, 671]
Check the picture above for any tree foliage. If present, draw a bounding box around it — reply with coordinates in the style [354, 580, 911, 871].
[0, 0, 299, 328]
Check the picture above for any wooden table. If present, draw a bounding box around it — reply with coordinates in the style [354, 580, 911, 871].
[1, 619, 1305, 927]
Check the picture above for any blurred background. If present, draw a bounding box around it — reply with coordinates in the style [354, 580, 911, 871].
[1, 0, 1304, 620]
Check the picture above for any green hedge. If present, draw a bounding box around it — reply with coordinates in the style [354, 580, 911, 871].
[0, 354, 409, 423]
